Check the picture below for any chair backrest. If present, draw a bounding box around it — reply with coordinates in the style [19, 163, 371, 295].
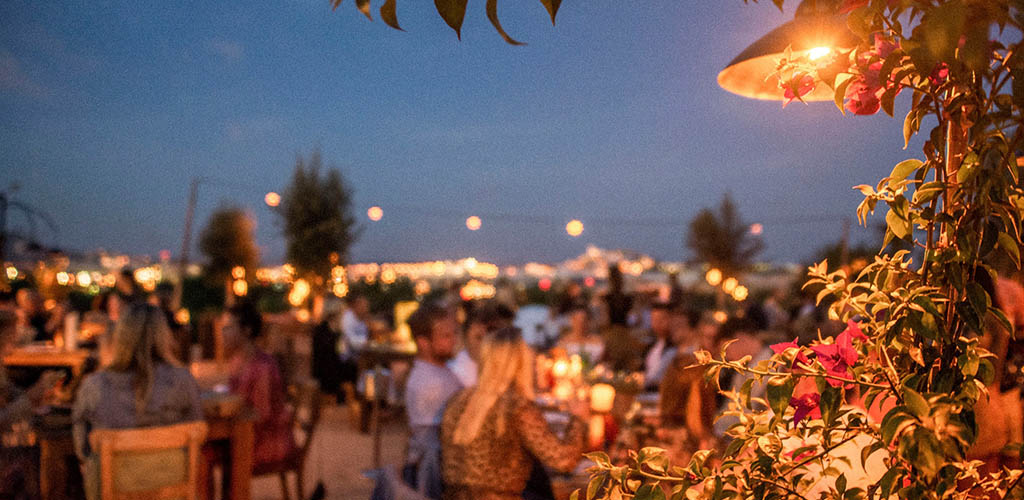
[89, 421, 208, 500]
[289, 378, 322, 465]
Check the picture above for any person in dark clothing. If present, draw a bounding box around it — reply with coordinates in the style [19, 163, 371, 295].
[604, 265, 633, 327]
[312, 299, 357, 402]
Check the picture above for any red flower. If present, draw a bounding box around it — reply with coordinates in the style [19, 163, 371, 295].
[810, 327, 860, 387]
[844, 320, 868, 341]
[873, 33, 899, 59]
[844, 79, 882, 115]
[929, 63, 949, 86]
[782, 74, 815, 108]
[790, 392, 821, 423]
[771, 338, 811, 366]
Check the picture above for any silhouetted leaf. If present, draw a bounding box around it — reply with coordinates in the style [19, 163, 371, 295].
[355, 0, 372, 20]
[487, 0, 525, 45]
[380, 0, 402, 30]
[435, 0, 469, 39]
[539, 0, 562, 25]
[331, 0, 344, 11]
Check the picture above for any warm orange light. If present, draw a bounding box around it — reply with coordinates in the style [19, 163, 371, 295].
[175, 309, 191, 325]
[56, 272, 70, 286]
[232, 279, 248, 296]
[807, 46, 832, 61]
[231, 266, 245, 280]
[76, 271, 93, 287]
[466, 216, 482, 231]
[381, 268, 397, 284]
[414, 280, 431, 296]
[590, 383, 616, 413]
[750, 223, 764, 235]
[332, 282, 349, 298]
[713, 310, 728, 323]
[732, 285, 749, 302]
[705, 268, 723, 287]
[566, 219, 584, 237]
[367, 206, 383, 221]
[722, 277, 739, 294]
[264, 191, 281, 207]
[5, 266, 17, 281]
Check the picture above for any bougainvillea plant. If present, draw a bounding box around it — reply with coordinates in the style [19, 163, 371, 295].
[578, 0, 1024, 499]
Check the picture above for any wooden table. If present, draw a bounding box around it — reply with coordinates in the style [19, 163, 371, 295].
[36, 411, 255, 500]
[3, 347, 91, 377]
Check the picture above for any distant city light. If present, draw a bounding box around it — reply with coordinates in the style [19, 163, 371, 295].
[232, 279, 248, 296]
[6, 266, 17, 280]
[56, 272, 70, 286]
[289, 279, 311, 306]
[466, 216, 482, 231]
[538, 278, 552, 291]
[381, 268, 397, 284]
[175, 309, 191, 325]
[749, 223, 763, 235]
[367, 206, 383, 221]
[584, 276, 595, 287]
[713, 311, 728, 323]
[722, 277, 739, 294]
[231, 266, 246, 280]
[332, 282, 349, 298]
[705, 268, 723, 287]
[732, 285, 749, 302]
[76, 271, 93, 287]
[264, 191, 281, 207]
[159, 249, 172, 261]
[414, 280, 431, 296]
[566, 219, 584, 237]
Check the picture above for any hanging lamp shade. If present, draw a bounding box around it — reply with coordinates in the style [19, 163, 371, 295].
[717, 0, 860, 101]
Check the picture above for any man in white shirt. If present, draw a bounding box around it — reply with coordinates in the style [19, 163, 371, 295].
[447, 302, 514, 388]
[643, 302, 678, 390]
[341, 294, 371, 353]
[403, 302, 460, 499]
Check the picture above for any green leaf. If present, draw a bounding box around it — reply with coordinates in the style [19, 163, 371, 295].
[380, 0, 402, 30]
[886, 208, 911, 240]
[902, 387, 929, 418]
[634, 485, 666, 500]
[538, 0, 561, 25]
[434, 0, 469, 39]
[834, 74, 855, 115]
[881, 86, 897, 117]
[966, 281, 990, 322]
[998, 231, 1021, 265]
[586, 475, 604, 500]
[486, 0, 525, 45]
[890, 159, 923, 183]
[766, 376, 796, 422]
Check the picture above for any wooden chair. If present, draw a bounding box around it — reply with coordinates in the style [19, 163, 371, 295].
[89, 421, 208, 500]
[253, 378, 322, 500]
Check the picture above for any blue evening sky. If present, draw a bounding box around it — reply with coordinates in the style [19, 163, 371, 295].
[0, 0, 921, 265]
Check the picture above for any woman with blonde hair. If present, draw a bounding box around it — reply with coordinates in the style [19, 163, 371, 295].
[73, 303, 202, 500]
[440, 326, 588, 500]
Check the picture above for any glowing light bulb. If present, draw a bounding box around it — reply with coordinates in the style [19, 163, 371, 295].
[705, 268, 723, 287]
[466, 216, 482, 231]
[367, 206, 383, 221]
[264, 192, 281, 207]
[722, 277, 739, 294]
[808, 46, 832, 61]
[732, 285, 749, 302]
[749, 223, 763, 235]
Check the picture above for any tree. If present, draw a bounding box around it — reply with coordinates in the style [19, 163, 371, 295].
[277, 150, 358, 291]
[583, 1, 1024, 499]
[330, 0, 562, 45]
[198, 205, 259, 284]
[686, 193, 764, 278]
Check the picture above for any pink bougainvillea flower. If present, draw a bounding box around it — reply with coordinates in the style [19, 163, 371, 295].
[771, 338, 811, 366]
[844, 320, 868, 342]
[782, 74, 815, 108]
[790, 392, 821, 423]
[929, 63, 950, 86]
[844, 79, 882, 115]
[810, 327, 860, 387]
[873, 33, 899, 59]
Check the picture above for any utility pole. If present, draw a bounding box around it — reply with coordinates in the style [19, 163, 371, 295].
[174, 178, 200, 309]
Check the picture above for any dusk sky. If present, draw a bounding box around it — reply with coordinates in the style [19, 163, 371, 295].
[0, 0, 924, 266]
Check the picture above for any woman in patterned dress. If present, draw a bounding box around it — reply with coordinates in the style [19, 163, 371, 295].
[440, 326, 588, 500]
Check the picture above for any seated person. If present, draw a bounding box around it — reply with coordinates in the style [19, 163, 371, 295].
[448, 302, 512, 388]
[642, 302, 679, 390]
[221, 301, 296, 468]
[556, 304, 604, 364]
[404, 303, 462, 499]
[72, 303, 202, 500]
[1, 308, 63, 500]
[441, 326, 588, 500]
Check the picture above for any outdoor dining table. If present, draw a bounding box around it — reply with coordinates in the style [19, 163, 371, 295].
[3, 345, 92, 378]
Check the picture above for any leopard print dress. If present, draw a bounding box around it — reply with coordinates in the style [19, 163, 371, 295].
[440, 389, 586, 500]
